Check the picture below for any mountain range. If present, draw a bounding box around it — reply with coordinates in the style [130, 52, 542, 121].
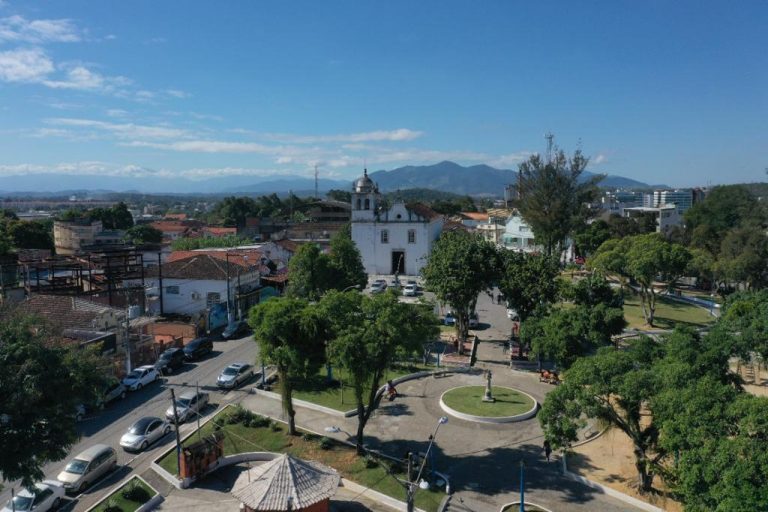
[0, 162, 664, 196]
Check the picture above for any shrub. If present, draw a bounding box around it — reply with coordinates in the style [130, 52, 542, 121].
[104, 499, 123, 512]
[319, 436, 333, 450]
[227, 405, 249, 424]
[121, 481, 151, 503]
[270, 421, 282, 432]
[302, 432, 318, 442]
[364, 455, 379, 468]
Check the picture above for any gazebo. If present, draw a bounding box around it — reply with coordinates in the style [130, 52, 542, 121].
[231, 454, 341, 512]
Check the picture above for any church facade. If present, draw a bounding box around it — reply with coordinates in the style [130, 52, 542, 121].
[350, 170, 443, 276]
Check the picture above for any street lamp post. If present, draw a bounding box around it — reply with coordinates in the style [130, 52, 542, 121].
[406, 416, 448, 512]
[519, 459, 525, 512]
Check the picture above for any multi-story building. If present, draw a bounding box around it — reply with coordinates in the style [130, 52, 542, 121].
[623, 204, 681, 233]
[652, 189, 694, 215]
[54, 219, 108, 255]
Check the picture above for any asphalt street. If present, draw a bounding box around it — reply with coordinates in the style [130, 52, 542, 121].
[0, 334, 260, 512]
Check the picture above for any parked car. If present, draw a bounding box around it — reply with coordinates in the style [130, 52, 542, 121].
[469, 311, 479, 328]
[165, 390, 210, 423]
[389, 279, 401, 290]
[370, 279, 387, 294]
[217, 362, 254, 389]
[402, 283, 418, 296]
[57, 444, 117, 494]
[406, 279, 418, 289]
[222, 320, 250, 340]
[101, 379, 128, 404]
[121, 365, 160, 391]
[444, 312, 456, 326]
[120, 416, 171, 452]
[506, 308, 519, 321]
[183, 337, 214, 361]
[155, 347, 185, 374]
[1, 481, 65, 512]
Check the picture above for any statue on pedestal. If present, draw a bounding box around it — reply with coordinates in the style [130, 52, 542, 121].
[482, 369, 495, 402]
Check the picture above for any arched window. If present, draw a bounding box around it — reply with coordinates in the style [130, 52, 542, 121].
[381, 230, 389, 244]
[356, 198, 361, 210]
[364, 198, 370, 210]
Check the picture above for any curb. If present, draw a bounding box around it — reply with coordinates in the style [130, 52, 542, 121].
[84, 474, 162, 512]
[499, 501, 554, 512]
[341, 477, 426, 512]
[439, 385, 538, 424]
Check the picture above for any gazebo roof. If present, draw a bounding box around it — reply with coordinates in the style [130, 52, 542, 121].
[231, 454, 340, 511]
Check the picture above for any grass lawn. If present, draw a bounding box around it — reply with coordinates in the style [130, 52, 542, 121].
[157, 407, 444, 512]
[91, 477, 155, 512]
[291, 363, 433, 412]
[623, 292, 714, 330]
[442, 386, 535, 417]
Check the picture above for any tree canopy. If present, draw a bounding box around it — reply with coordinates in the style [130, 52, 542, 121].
[0, 314, 109, 487]
[124, 224, 163, 245]
[517, 148, 602, 256]
[421, 231, 498, 342]
[327, 228, 367, 292]
[497, 251, 561, 323]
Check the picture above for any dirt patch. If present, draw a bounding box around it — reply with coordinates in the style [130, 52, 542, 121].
[569, 427, 683, 512]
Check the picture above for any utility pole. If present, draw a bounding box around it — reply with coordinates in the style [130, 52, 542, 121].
[545, 132, 555, 164]
[196, 381, 201, 439]
[314, 164, 319, 199]
[406, 452, 415, 512]
[125, 306, 132, 374]
[519, 459, 525, 512]
[170, 389, 182, 475]
[157, 252, 164, 315]
[225, 252, 231, 322]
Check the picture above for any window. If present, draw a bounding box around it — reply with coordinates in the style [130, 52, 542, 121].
[364, 198, 370, 210]
[381, 230, 389, 244]
[408, 229, 416, 244]
[356, 198, 361, 210]
[206, 292, 221, 308]
[166, 285, 180, 295]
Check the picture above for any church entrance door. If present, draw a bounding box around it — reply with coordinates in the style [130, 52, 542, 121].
[391, 251, 405, 275]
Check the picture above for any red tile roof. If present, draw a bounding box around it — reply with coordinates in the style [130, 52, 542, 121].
[405, 203, 442, 220]
[203, 227, 237, 236]
[14, 294, 120, 330]
[163, 213, 188, 220]
[168, 249, 264, 269]
[153, 254, 250, 280]
[461, 212, 489, 221]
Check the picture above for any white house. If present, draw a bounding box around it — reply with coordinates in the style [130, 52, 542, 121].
[501, 212, 540, 253]
[141, 254, 260, 319]
[350, 170, 443, 276]
[623, 205, 681, 233]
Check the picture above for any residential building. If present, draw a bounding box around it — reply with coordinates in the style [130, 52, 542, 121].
[623, 205, 681, 233]
[501, 212, 541, 253]
[350, 169, 443, 275]
[652, 189, 694, 215]
[455, 212, 489, 229]
[601, 191, 645, 215]
[307, 200, 351, 223]
[54, 219, 105, 255]
[202, 226, 238, 238]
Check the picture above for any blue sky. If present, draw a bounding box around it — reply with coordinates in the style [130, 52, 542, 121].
[0, 1, 765, 189]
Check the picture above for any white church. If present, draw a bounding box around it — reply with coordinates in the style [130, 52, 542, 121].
[350, 169, 443, 276]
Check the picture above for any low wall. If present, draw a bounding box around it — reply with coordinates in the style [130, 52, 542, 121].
[84, 475, 162, 512]
[439, 386, 539, 424]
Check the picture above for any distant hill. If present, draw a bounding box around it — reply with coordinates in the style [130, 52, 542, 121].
[0, 161, 663, 196]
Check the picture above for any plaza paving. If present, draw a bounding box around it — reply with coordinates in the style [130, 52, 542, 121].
[153, 290, 643, 511]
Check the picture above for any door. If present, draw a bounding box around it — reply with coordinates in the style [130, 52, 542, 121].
[391, 251, 405, 275]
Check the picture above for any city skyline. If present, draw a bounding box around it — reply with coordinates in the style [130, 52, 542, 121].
[0, 1, 766, 190]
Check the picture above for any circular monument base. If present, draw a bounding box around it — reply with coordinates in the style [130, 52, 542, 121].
[440, 385, 538, 424]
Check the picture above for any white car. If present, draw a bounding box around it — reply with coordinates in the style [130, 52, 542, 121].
[165, 390, 210, 423]
[506, 308, 519, 321]
[120, 416, 172, 452]
[1, 481, 64, 512]
[217, 362, 254, 389]
[402, 283, 417, 297]
[122, 365, 160, 391]
[370, 280, 387, 294]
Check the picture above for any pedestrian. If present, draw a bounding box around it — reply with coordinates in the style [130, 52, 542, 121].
[543, 439, 552, 462]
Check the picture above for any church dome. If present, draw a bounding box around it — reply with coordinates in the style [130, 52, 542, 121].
[353, 169, 377, 193]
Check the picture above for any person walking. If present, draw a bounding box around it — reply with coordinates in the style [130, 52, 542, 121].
[543, 440, 552, 462]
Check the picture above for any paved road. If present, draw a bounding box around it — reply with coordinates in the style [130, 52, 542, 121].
[0, 334, 260, 512]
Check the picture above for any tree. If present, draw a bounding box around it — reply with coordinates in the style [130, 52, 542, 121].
[106, 202, 134, 230]
[716, 226, 768, 290]
[6, 220, 54, 250]
[0, 314, 108, 487]
[517, 148, 602, 256]
[318, 291, 438, 452]
[326, 189, 351, 203]
[286, 243, 335, 300]
[248, 298, 325, 435]
[720, 290, 768, 363]
[421, 231, 498, 343]
[214, 196, 258, 228]
[591, 234, 690, 326]
[573, 219, 611, 257]
[124, 224, 163, 245]
[540, 338, 663, 492]
[497, 251, 561, 324]
[328, 229, 367, 292]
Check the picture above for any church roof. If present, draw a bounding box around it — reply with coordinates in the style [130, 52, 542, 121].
[231, 453, 340, 511]
[405, 202, 441, 220]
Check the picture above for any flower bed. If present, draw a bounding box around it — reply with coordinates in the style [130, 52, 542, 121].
[89, 476, 156, 512]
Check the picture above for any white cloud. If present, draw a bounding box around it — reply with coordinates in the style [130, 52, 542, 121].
[488, 152, 533, 168]
[123, 139, 276, 153]
[106, 108, 128, 118]
[45, 117, 190, 139]
[266, 128, 423, 144]
[165, 88, 190, 99]
[593, 153, 607, 165]
[0, 15, 80, 43]
[0, 47, 54, 82]
[0, 161, 160, 178]
[42, 65, 131, 92]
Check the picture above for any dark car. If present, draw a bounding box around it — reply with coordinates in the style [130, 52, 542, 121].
[221, 320, 249, 340]
[183, 337, 213, 361]
[155, 347, 185, 374]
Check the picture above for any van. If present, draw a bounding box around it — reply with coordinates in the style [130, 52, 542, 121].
[56, 444, 117, 494]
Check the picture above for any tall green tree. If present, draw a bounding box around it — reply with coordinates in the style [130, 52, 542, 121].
[286, 243, 335, 300]
[0, 314, 109, 487]
[720, 290, 768, 363]
[421, 231, 498, 342]
[124, 224, 163, 245]
[328, 228, 367, 292]
[716, 226, 768, 290]
[497, 252, 561, 324]
[6, 220, 54, 250]
[591, 233, 690, 326]
[517, 148, 602, 257]
[248, 298, 325, 435]
[318, 291, 438, 452]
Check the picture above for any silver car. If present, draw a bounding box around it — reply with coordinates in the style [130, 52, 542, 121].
[121, 365, 159, 391]
[217, 362, 254, 389]
[1, 481, 64, 512]
[165, 390, 209, 423]
[120, 416, 172, 452]
[57, 444, 117, 494]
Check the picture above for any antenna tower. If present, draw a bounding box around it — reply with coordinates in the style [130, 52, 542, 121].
[545, 132, 555, 163]
[314, 164, 319, 199]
